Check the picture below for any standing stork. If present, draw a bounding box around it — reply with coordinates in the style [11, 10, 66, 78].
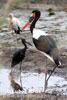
[22, 10, 61, 91]
[8, 13, 22, 41]
[11, 38, 32, 68]
[11, 38, 32, 86]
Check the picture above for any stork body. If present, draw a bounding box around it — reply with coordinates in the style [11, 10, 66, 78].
[32, 29, 60, 65]
[11, 16, 21, 34]
[8, 13, 22, 40]
[11, 48, 26, 68]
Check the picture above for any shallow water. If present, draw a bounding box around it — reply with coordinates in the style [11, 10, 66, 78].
[0, 68, 67, 96]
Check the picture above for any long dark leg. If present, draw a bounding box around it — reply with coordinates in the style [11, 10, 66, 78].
[16, 33, 17, 40]
[44, 72, 47, 92]
[47, 66, 56, 81]
[20, 62, 22, 87]
[12, 30, 14, 41]
[16, 33, 18, 46]
[14, 32, 18, 50]
[44, 57, 48, 92]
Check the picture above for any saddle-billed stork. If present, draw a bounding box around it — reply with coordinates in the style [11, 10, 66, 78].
[22, 10, 61, 91]
[8, 13, 22, 40]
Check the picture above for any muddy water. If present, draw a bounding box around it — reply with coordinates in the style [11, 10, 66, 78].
[0, 9, 67, 98]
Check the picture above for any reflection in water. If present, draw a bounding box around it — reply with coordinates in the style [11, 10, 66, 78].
[9, 72, 23, 92]
[0, 68, 67, 95]
[0, 68, 12, 95]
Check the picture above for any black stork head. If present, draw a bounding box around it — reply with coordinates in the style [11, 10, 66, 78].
[22, 38, 32, 46]
[22, 10, 41, 31]
[30, 10, 41, 22]
[17, 38, 32, 48]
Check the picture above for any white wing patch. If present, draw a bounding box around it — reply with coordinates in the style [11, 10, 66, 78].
[39, 51, 55, 63]
[40, 51, 61, 66]
[33, 29, 48, 39]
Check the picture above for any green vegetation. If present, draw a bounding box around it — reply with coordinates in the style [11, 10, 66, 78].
[2, 41, 24, 48]
[16, 0, 26, 4]
[49, 12, 55, 16]
[2, 42, 12, 47]
[47, 8, 55, 16]
[56, 39, 59, 43]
